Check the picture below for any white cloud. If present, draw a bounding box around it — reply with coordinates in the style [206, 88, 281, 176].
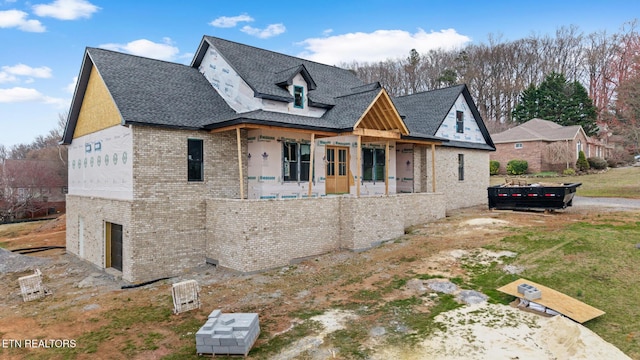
[0, 9, 46, 32]
[241, 23, 285, 39]
[0, 86, 66, 106]
[65, 76, 78, 93]
[297, 28, 471, 65]
[209, 14, 253, 28]
[33, 0, 99, 20]
[99, 38, 180, 61]
[322, 29, 333, 36]
[0, 64, 52, 85]
[0, 72, 18, 83]
[2, 64, 52, 78]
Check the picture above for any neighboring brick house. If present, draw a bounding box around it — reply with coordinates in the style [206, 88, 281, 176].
[0, 159, 67, 221]
[61, 36, 495, 282]
[491, 118, 608, 174]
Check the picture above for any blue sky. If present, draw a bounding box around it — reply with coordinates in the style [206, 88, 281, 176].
[0, 0, 638, 148]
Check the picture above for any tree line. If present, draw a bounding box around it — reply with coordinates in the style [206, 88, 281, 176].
[343, 20, 640, 155]
[0, 115, 68, 222]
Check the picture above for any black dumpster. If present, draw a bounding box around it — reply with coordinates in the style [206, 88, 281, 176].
[488, 182, 582, 211]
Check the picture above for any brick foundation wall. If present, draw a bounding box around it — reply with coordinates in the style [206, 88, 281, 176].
[206, 197, 342, 272]
[66, 195, 133, 279]
[205, 193, 445, 273]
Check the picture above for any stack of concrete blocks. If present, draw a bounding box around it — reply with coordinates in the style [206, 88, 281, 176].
[518, 283, 542, 300]
[196, 309, 260, 356]
[172, 280, 200, 314]
[18, 269, 46, 302]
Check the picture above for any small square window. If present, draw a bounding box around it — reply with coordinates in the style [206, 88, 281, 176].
[293, 86, 304, 108]
[515, 143, 523, 149]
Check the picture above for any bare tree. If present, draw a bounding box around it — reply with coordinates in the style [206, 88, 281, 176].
[544, 141, 574, 170]
[342, 20, 640, 150]
[0, 159, 61, 221]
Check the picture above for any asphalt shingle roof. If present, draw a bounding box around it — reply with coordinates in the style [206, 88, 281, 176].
[394, 84, 495, 150]
[492, 118, 582, 143]
[394, 85, 465, 136]
[197, 36, 365, 106]
[87, 47, 235, 129]
[63, 37, 494, 151]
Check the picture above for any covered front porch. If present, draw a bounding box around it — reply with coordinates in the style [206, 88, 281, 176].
[209, 89, 442, 200]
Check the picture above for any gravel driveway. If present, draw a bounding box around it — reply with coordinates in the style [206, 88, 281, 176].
[571, 196, 640, 211]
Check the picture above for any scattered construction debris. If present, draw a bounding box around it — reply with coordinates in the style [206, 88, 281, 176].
[196, 309, 260, 356]
[498, 278, 605, 323]
[171, 279, 200, 314]
[18, 269, 48, 302]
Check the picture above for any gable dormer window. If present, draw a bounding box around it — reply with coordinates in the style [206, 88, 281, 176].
[294, 85, 304, 108]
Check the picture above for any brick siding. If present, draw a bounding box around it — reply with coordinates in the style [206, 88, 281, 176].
[206, 193, 446, 273]
[67, 125, 486, 282]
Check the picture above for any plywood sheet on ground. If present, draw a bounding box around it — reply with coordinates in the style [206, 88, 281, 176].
[497, 278, 605, 323]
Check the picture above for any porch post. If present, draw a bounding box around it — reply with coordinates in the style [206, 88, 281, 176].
[385, 140, 389, 196]
[356, 135, 361, 197]
[236, 127, 244, 200]
[431, 143, 436, 193]
[308, 133, 315, 198]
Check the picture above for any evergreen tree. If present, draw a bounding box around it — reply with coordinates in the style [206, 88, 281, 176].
[511, 72, 599, 135]
[511, 84, 540, 123]
[576, 150, 590, 171]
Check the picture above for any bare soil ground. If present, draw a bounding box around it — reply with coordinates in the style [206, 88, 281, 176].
[0, 204, 636, 359]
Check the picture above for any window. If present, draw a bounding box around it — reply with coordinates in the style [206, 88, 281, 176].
[293, 85, 304, 108]
[362, 148, 385, 182]
[576, 140, 582, 158]
[18, 188, 28, 201]
[283, 142, 310, 182]
[458, 154, 464, 181]
[515, 143, 523, 149]
[456, 111, 464, 133]
[188, 139, 203, 181]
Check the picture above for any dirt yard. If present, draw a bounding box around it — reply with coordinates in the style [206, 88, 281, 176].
[0, 203, 636, 359]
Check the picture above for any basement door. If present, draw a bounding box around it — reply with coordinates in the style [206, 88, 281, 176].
[325, 146, 349, 194]
[106, 222, 123, 272]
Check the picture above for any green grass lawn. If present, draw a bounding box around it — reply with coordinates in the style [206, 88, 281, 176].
[490, 166, 640, 198]
[479, 211, 640, 359]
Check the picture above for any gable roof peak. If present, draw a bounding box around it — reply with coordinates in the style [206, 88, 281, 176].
[87, 47, 183, 67]
[198, 36, 350, 69]
[274, 63, 317, 90]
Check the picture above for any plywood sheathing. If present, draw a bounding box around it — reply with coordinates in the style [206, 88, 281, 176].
[497, 278, 605, 323]
[73, 66, 121, 138]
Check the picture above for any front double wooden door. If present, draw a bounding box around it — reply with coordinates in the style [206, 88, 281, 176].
[326, 146, 349, 194]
